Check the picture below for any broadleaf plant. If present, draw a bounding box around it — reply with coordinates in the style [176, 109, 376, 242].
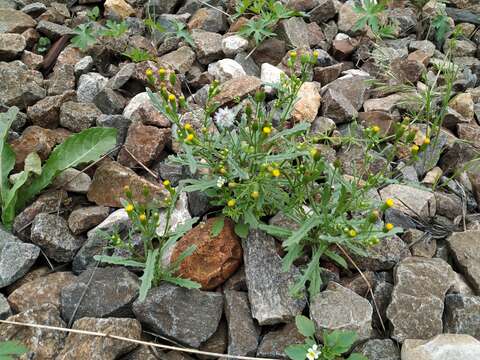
[0, 107, 117, 228]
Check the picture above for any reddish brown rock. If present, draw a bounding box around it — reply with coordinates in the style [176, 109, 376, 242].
[313, 63, 343, 85]
[5, 266, 50, 295]
[251, 38, 286, 65]
[391, 58, 425, 84]
[9, 125, 57, 169]
[213, 75, 262, 107]
[87, 161, 169, 207]
[118, 122, 171, 168]
[408, 49, 431, 67]
[332, 38, 356, 60]
[68, 206, 110, 235]
[8, 272, 77, 312]
[171, 217, 243, 290]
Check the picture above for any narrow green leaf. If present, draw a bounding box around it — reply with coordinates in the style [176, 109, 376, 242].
[181, 178, 218, 192]
[164, 275, 201, 289]
[258, 222, 293, 238]
[283, 216, 322, 247]
[295, 315, 316, 337]
[211, 217, 225, 237]
[234, 222, 249, 238]
[139, 249, 158, 301]
[93, 255, 145, 268]
[324, 249, 348, 269]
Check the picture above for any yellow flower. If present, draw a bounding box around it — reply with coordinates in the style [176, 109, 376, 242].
[312, 50, 319, 58]
[139, 213, 147, 223]
[251, 191, 259, 199]
[271, 168, 280, 177]
[184, 123, 192, 131]
[423, 137, 431, 145]
[385, 223, 394, 231]
[348, 229, 357, 237]
[219, 167, 227, 175]
[227, 199, 236, 207]
[163, 180, 171, 187]
[168, 94, 176, 102]
[262, 126, 272, 135]
[372, 125, 380, 134]
[385, 198, 394, 208]
[145, 68, 153, 77]
[125, 204, 134, 213]
[158, 68, 166, 76]
[290, 51, 297, 58]
[186, 133, 194, 142]
[411, 144, 419, 154]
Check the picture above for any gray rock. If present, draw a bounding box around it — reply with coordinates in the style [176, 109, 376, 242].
[68, 206, 110, 235]
[224, 290, 259, 357]
[403, 229, 436, 258]
[72, 230, 108, 274]
[356, 339, 400, 360]
[27, 91, 75, 128]
[0, 9, 36, 33]
[447, 231, 480, 293]
[208, 59, 246, 83]
[21, 3, 47, 17]
[222, 35, 249, 57]
[61, 267, 139, 323]
[310, 282, 373, 344]
[36, 20, 74, 40]
[277, 17, 310, 48]
[379, 184, 436, 218]
[402, 334, 480, 360]
[74, 56, 94, 76]
[77, 72, 108, 103]
[0, 292, 12, 319]
[0, 60, 45, 109]
[189, 7, 227, 33]
[444, 294, 480, 339]
[132, 283, 224, 348]
[46, 65, 75, 96]
[310, 0, 337, 23]
[256, 323, 305, 359]
[191, 29, 223, 65]
[369, 281, 393, 331]
[107, 63, 135, 90]
[235, 52, 260, 77]
[159, 46, 196, 74]
[187, 190, 212, 218]
[322, 70, 370, 110]
[0, 33, 26, 61]
[59, 101, 102, 132]
[321, 88, 358, 124]
[94, 87, 127, 114]
[52, 168, 92, 194]
[0, 237, 40, 288]
[414, 131, 448, 177]
[31, 213, 84, 263]
[243, 230, 306, 325]
[386, 257, 455, 343]
[350, 234, 410, 271]
[146, 0, 181, 14]
[199, 318, 228, 358]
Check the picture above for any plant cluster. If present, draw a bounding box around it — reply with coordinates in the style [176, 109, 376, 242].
[234, 0, 305, 45]
[286, 315, 367, 360]
[0, 340, 28, 359]
[71, 6, 129, 51]
[353, 0, 395, 39]
[0, 107, 117, 229]
[144, 18, 195, 47]
[94, 185, 200, 301]
[145, 52, 414, 297]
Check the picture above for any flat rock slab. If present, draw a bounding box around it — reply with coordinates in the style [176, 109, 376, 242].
[242, 229, 306, 325]
[310, 282, 373, 344]
[133, 283, 223, 348]
[402, 334, 480, 360]
[56, 317, 141, 360]
[386, 257, 455, 343]
[380, 184, 436, 218]
[356, 339, 400, 360]
[61, 267, 139, 323]
[447, 231, 480, 293]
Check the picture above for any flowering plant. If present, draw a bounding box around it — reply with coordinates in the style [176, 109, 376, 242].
[285, 315, 367, 360]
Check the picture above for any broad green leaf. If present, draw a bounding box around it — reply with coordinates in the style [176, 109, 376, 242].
[283, 215, 322, 247]
[234, 222, 249, 238]
[0, 340, 29, 359]
[324, 330, 357, 354]
[93, 255, 145, 268]
[211, 217, 225, 237]
[295, 315, 315, 337]
[17, 127, 117, 211]
[284, 344, 307, 360]
[0, 107, 18, 203]
[139, 249, 158, 301]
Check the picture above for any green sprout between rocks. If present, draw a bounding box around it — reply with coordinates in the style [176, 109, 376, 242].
[353, 0, 395, 39]
[285, 315, 367, 360]
[94, 185, 200, 301]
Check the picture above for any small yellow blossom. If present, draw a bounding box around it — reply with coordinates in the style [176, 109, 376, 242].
[184, 123, 192, 131]
[125, 204, 134, 213]
[271, 168, 280, 177]
[168, 94, 176, 102]
[158, 68, 166, 76]
[423, 137, 431, 145]
[123, 185, 130, 192]
[312, 50, 319, 58]
[290, 51, 297, 58]
[227, 199, 236, 207]
[219, 167, 227, 175]
[139, 213, 147, 223]
[385, 223, 394, 231]
[251, 191, 259, 199]
[163, 180, 171, 187]
[372, 125, 380, 133]
[262, 126, 272, 135]
[348, 229, 357, 237]
[186, 133, 194, 142]
[385, 198, 394, 208]
[411, 144, 419, 154]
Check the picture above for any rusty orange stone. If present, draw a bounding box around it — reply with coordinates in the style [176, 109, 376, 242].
[171, 217, 243, 290]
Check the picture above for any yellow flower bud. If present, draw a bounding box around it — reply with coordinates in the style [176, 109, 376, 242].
[145, 68, 153, 77]
[271, 169, 280, 177]
[411, 144, 419, 154]
[139, 213, 147, 223]
[125, 204, 134, 213]
[163, 180, 170, 187]
[385, 223, 394, 231]
[348, 229, 357, 237]
[186, 133, 194, 142]
[227, 199, 236, 207]
[251, 191, 259, 199]
[385, 198, 394, 208]
[290, 51, 297, 59]
[262, 126, 271, 135]
[184, 123, 192, 131]
[423, 137, 430, 145]
[372, 125, 380, 134]
[168, 94, 176, 102]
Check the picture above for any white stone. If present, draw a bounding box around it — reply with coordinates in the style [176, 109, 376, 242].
[402, 334, 480, 360]
[77, 72, 107, 103]
[260, 63, 285, 94]
[222, 35, 249, 57]
[122, 92, 149, 120]
[208, 59, 246, 83]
